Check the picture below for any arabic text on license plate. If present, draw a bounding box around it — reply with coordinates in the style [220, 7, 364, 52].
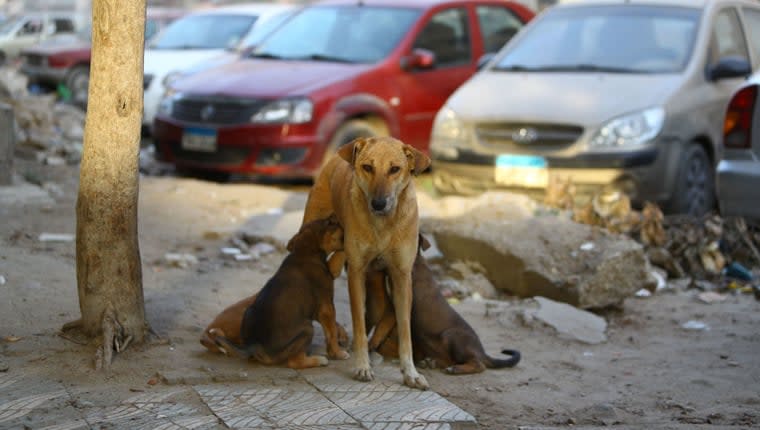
[182, 128, 217, 152]
[494, 154, 548, 188]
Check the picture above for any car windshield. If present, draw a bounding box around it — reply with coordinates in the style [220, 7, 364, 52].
[237, 10, 295, 50]
[252, 5, 420, 64]
[150, 14, 257, 50]
[0, 16, 22, 35]
[494, 5, 700, 74]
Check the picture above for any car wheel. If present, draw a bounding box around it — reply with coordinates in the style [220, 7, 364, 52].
[321, 118, 386, 169]
[0, 52, 6, 67]
[66, 65, 90, 107]
[667, 143, 715, 216]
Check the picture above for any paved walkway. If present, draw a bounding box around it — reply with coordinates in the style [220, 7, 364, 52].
[0, 359, 477, 429]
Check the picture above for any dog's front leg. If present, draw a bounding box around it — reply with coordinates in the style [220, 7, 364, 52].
[389, 267, 429, 390]
[348, 264, 372, 381]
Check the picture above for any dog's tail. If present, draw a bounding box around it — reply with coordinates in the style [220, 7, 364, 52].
[213, 335, 258, 360]
[485, 349, 521, 369]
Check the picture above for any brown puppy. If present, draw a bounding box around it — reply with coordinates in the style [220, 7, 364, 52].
[367, 235, 521, 374]
[302, 136, 430, 389]
[212, 216, 349, 369]
[200, 293, 350, 355]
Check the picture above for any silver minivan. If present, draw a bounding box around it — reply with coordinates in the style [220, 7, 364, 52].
[430, 0, 760, 215]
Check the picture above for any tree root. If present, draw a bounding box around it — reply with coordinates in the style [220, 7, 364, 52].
[62, 308, 146, 370]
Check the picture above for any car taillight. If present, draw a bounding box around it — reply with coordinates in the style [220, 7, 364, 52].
[723, 85, 757, 149]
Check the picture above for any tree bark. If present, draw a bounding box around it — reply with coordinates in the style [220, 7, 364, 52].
[71, 0, 148, 369]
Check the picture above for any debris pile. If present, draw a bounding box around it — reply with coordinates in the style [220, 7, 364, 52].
[543, 177, 760, 292]
[0, 66, 86, 165]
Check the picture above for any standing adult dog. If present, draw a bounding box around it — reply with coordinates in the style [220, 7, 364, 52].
[302, 136, 430, 390]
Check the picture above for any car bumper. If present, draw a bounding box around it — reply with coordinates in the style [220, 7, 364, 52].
[152, 117, 324, 178]
[20, 64, 67, 85]
[716, 159, 760, 220]
[431, 145, 674, 203]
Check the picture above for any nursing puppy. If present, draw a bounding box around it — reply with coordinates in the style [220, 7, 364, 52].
[367, 235, 521, 374]
[212, 216, 349, 369]
[302, 136, 431, 389]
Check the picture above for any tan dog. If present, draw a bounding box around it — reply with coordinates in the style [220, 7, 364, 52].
[302, 136, 430, 389]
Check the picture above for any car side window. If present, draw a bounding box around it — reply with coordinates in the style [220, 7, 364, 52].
[476, 5, 524, 54]
[53, 18, 75, 34]
[741, 7, 760, 65]
[19, 18, 42, 35]
[413, 8, 471, 67]
[709, 8, 750, 65]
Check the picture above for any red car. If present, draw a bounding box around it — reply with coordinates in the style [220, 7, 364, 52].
[20, 7, 185, 106]
[153, 0, 533, 179]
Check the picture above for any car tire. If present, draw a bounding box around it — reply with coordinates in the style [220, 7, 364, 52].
[667, 143, 715, 216]
[321, 119, 386, 170]
[66, 65, 90, 107]
[0, 52, 6, 67]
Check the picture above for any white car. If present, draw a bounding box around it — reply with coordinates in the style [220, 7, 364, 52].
[0, 13, 77, 65]
[143, 3, 296, 132]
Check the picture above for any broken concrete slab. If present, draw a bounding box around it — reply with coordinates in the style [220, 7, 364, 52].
[522, 296, 607, 344]
[427, 213, 648, 309]
[0, 177, 55, 206]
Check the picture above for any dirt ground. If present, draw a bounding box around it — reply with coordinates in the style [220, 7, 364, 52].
[2, 159, 760, 429]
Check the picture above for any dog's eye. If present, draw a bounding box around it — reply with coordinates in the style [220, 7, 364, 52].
[362, 164, 373, 173]
[389, 166, 400, 174]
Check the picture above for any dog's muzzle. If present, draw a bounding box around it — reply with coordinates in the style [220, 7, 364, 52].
[370, 197, 391, 216]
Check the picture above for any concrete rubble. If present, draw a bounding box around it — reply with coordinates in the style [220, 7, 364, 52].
[0, 66, 85, 166]
[520, 296, 608, 344]
[425, 203, 650, 309]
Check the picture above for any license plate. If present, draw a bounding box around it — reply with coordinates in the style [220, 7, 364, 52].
[181, 127, 217, 152]
[494, 154, 548, 188]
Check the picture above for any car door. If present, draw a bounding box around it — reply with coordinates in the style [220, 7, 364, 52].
[396, 6, 476, 151]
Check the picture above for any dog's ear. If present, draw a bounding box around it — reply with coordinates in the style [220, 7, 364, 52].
[403, 144, 432, 176]
[286, 234, 296, 252]
[418, 233, 431, 251]
[337, 138, 369, 167]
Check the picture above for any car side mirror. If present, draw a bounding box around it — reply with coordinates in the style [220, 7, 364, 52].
[477, 53, 496, 71]
[707, 56, 751, 81]
[401, 48, 435, 71]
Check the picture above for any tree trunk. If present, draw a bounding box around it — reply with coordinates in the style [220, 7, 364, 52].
[70, 0, 148, 369]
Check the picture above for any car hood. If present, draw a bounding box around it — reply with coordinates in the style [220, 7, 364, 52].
[171, 59, 372, 98]
[448, 72, 683, 126]
[144, 48, 227, 78]
[23, 38, 90, 54]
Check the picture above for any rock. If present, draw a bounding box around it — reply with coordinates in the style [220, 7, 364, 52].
[428, 213, 648, 308]
[522, 296, 607, 344]
[164, 253, 198, 268]
[0, 275, 5, 285]
[419, 190, 537, 220]
[238, 210, 303, 248]
[38, 233, 74, 242]
[573, 402, 619, 426]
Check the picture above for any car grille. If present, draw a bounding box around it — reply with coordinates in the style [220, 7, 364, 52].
[24, 54, 45, 67]
[475, 123, 584, 150]
[170, 142, 250, 165]
[172, 96, 266, 125]
[144, 74, 154, 90]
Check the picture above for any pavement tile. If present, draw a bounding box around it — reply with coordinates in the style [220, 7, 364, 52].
[196, 385, 358, 428]
[0, 404, 85, 430]
[299, 363, 413, 392]
[327, 390, 476, 425]
[365, 424, 454, 430]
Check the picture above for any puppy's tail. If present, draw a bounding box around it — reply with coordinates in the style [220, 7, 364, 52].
[485, 349, 521, 369]
[213, 335, 258, 360]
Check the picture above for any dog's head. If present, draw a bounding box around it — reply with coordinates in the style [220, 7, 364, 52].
[338, 136, 431, 216]
[287, 214, 344, 254]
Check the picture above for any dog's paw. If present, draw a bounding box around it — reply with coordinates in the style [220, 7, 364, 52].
[402, 372, 429, 390]
[317, 356, 329, 367]
[329, 348, 350, 360]
[353, 367, 374, 382]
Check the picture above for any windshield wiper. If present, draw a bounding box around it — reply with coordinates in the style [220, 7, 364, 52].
[297, 53, 355, 63]
[495, 63, 640, 73]
[249, 51, 284, 59]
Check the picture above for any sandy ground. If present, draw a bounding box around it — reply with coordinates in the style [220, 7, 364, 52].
[2, 159, 760, 429]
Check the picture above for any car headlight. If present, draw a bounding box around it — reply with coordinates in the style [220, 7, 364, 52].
[162, 71, 183, 89]
[251, 98, 313, 124]
[590, 107, 665, 148]
[431, 107, 471, 159]
[157, 88, 181, 117]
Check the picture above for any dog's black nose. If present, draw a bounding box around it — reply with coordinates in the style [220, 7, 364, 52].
[371, 197, 386, 211]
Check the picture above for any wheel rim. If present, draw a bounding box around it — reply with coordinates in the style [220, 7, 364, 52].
[684, 152, 708, 216]
[70, 73, 89, 105]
